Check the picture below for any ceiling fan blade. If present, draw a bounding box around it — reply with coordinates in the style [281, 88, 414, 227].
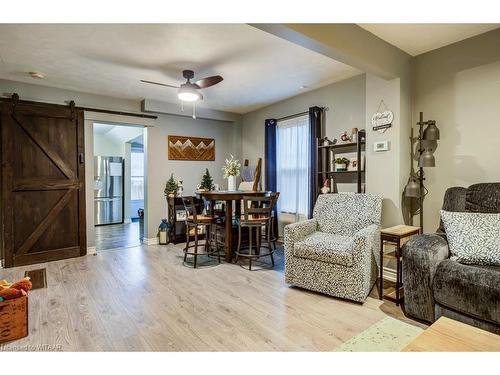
[140, 80, 179, 89]
[194, 75, 223, 89]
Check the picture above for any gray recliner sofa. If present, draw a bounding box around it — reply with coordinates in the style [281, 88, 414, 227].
[402, 183, 500, 334]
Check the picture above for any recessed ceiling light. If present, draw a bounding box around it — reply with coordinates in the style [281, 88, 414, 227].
[29, 71, 45, 79]
[300, 85, 309, 89]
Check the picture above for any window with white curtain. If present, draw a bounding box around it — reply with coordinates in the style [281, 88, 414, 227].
[130, 151, 144, 200]
[276, 115, 310, 221]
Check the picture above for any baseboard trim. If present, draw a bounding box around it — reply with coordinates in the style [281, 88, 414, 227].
[383, 266, 397, 282]
[87, 246, 97, 255]
[144, 237, 159, 245]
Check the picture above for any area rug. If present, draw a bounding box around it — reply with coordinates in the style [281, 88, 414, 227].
[334, 316, 423, 352]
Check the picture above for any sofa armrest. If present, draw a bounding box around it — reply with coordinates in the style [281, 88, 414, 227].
[352, 224, 380, 258]
[351, 224, 381, 277]
[283, 218, 318, 255]
[402, 234, 450, 322]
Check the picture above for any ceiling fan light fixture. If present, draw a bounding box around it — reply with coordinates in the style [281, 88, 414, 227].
[177, 84, 201, 102]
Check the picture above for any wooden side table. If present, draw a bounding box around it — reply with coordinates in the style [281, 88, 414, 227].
[402, 317, 500, 352]
[379, 225, 420, 305]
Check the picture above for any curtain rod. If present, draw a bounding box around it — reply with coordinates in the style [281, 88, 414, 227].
[276, 107, 328, 122]
[276, 111, 308, 122]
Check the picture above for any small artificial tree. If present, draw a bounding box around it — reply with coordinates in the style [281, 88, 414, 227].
[164, 173, 179, 197]
[199, 168, 213, 191]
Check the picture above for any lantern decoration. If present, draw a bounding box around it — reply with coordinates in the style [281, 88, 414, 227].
[158, 219, 171, 245]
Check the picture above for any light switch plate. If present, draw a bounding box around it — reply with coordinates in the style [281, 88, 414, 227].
[374, 140, 390, 152]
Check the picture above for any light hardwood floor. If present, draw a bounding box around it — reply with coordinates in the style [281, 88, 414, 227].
[0, 243, 424, 351]
[95, 220, 144, 252]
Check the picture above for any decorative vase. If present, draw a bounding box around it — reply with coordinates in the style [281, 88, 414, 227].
[227, 175, 237, 191]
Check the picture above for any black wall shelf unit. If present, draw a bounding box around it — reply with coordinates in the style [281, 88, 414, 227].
[315, 130, 366, 198]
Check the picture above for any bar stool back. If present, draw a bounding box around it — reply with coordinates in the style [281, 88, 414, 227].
[182, 196, 220, 268]
[235, 194, 276, 270]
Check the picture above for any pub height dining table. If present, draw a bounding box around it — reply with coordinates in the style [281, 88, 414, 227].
[197, 190, 273, 262]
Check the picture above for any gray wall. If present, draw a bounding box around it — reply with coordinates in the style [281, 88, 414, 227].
[93, 133, 124, 156]
[144, 114, 239, 239]
[240, 73, 411, 228]
[242, 73, 366, 171]
[249, 23, 413, 231]
[0, 79, 241, 246]
[412, 28, 500, 232]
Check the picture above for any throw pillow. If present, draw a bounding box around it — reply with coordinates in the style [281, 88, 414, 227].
[440, 210, 500, 266]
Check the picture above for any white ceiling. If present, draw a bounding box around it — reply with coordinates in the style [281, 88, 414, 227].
[0, 24, 361, 114]
[358, 24, 499, 56]
[94, 123, 143, 144]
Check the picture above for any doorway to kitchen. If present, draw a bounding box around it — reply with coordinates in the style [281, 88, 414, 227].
[93, 123, 146, 251]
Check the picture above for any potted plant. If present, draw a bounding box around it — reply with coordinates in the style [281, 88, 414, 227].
[198, 168, 214, 191]
[222, 155, 241, 191]
[333, 157, 350, 172]
[164, 173, 179, 198]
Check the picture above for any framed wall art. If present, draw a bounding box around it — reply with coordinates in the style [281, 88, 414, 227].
[168, 135, 215, 161]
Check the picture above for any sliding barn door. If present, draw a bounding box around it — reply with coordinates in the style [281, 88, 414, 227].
[1, 99, 86, 267]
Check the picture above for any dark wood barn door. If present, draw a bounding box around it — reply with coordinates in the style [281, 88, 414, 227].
[1, 98, 86, 267]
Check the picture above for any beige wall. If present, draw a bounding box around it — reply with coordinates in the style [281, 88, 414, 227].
[412, 28, 500, 232]
[241, 73, 366, 178]
[365, 74, 404, 227]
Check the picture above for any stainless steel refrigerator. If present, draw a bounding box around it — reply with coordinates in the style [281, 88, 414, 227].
[94, 156, 124, 225]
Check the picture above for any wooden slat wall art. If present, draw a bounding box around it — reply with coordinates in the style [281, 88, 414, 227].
[168, 135, 215, 161]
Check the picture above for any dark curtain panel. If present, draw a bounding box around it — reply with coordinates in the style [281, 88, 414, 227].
[265, 118, 278, 237]
[264, 118, 277, 192]
[309, 106, 323, 218]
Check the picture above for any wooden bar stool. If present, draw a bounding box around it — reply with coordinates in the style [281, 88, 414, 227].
[182, 197, 221, 268]
[235, 195, 276, 270]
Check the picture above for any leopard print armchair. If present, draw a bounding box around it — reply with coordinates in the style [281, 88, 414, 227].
[284, 193, 383, 302]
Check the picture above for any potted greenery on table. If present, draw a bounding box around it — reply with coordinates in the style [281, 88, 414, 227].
[333, 157, 350, 172]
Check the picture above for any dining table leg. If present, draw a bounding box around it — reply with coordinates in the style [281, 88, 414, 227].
[224, 199, 233, 262]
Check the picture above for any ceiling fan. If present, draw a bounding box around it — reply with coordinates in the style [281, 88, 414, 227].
[141, 69, 223, 103]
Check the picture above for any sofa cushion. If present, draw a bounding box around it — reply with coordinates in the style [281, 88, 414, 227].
[466, 183, 500, 213]
[433, 259, 500, 326]
[293, 231, 354, 266]
[438, 186, 467, 233]
[440, 210, 500, 266]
